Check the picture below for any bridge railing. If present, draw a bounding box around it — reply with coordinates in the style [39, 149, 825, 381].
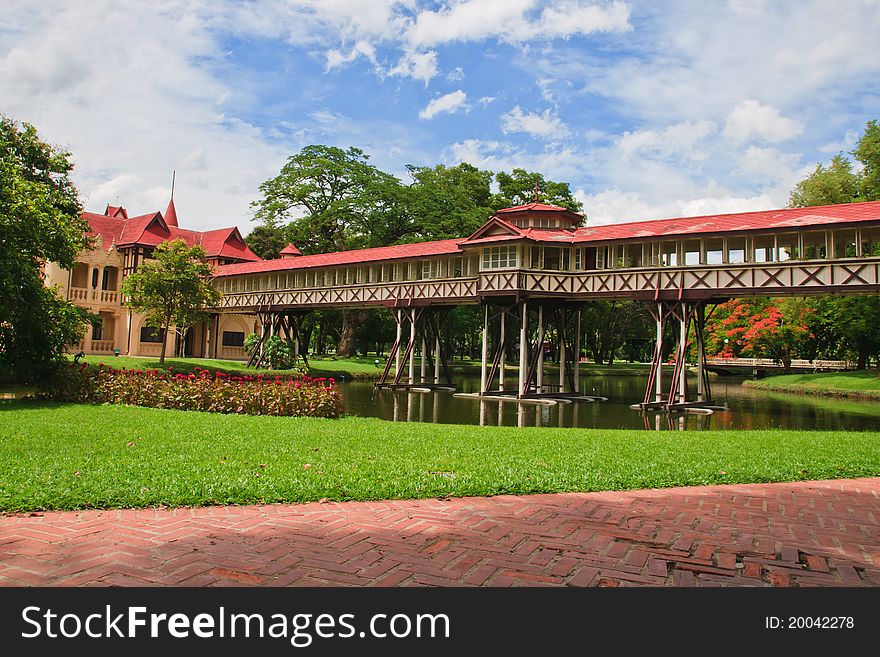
[706, 357, 854, 370]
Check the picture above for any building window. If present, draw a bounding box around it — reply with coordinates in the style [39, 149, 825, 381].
[140, 326, 165, 343]
[222, 331, 245, 347]
[481, 245, 518, 270]
[92, 317, 103, 341]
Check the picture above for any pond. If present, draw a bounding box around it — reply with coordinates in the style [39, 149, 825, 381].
[337, 373, 880, 431]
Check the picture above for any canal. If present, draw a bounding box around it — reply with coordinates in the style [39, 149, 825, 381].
[337, 374, 880, 431]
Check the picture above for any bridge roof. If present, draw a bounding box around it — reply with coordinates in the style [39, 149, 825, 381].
[213, 200, 880, 276]
[569, 200, 880, 243]
[214, 238, 463, 277]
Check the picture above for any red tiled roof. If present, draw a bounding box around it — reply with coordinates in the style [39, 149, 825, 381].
[495, 202, 582, 216]
[215, 239, 463, 277]
[569, 200, 880, 244]
[280, 243, 302, 256]
[164, 198, 179, 227]
[82, 208, 260, 262]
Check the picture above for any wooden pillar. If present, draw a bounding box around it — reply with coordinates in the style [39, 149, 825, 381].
[536, 304, 544, 393]
[434, 325, 441, 384]
[480, 305, 489, 394]
[407, 308, 416, 385]
[499, 308, 506, 392]
[655, 302, 663, 402]
[518, 301, 528, 397]
[420, 334, 427, 383]
[696, 303, 705, 402]
[395, 309, 403, 377]
[574, 308, 582, 394]
[558, 307, 566, 394]
[679, 302, 687, 405]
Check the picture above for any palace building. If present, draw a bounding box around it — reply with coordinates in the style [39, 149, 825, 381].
[44, 198, 261, 359]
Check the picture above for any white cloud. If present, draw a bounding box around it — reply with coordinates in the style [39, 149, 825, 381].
[444, 138, 582, 179]
[723, 100, 803, 144]
[387, 50, 438, 84]
[0, 1, 285, 232]
[325, 40, 377, 71]
[500, 106, 570, 140]
[478, 96, 496, 107]
[618, 120, 716, 160]
[406, 0, 631, 47]
[419, 90, 468, 119]
[446, 66, 464, 82]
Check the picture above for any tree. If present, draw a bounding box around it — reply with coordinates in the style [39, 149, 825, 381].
[853, 119, 880, 201]
[788, 154, 860, 207]
[121, 239, 221, 365]
[0, 116, 93, 383]
[493, 168, 584, 214]
[245, 224, 288, 260]
[406, 163, 495, 239]
[787, 118, 880, 368]
[252, 145, 400, 356]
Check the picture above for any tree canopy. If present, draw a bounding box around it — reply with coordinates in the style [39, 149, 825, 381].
[0, 116, 93, 383]
[790, 119, 880, 207]
[121, 239, 221, 365]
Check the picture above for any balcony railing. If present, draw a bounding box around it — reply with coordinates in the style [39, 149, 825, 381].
[69, 287, 118, 304]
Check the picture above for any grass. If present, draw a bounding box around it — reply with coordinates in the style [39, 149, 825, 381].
[1, 400, 878, 512]
[744, 369, 880, 400]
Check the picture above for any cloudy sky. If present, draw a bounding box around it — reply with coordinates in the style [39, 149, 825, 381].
[1, 0, 878, 233]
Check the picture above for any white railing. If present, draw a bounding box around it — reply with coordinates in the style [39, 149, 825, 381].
[706, 357, 853, 370]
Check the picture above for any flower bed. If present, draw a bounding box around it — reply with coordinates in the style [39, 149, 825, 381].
[46, 364, 344, 418]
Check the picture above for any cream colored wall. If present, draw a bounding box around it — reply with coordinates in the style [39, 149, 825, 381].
[56, 237, 257, 360]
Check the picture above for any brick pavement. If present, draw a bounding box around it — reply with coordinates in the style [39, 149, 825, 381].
[1, 478, 878, 587]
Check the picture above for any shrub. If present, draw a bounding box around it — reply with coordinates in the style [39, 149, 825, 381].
[243, 333, 303, 371]
[43, 363, 344, 418]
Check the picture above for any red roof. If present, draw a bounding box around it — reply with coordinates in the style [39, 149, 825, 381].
[280, 243, 302, 256]
[569, 200, 880, 244]
[83, 206, 261, 262]
[495, 202, 578, 214]
[215, 239, 463, 277]
[214, 200, 880, 277]
[164, 198, 179, 227]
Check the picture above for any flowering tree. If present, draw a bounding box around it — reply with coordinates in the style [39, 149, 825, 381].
[704, 298, 814, 370]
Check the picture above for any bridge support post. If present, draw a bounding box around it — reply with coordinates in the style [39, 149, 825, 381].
[407, 308, 416, 385]
[536, 304, 544, 394]
[518, 301, 528, 397]
[574, 308, 582, 393]
[480, 304, 489, 394]
[499, 306, 507, 392]
[636, 300, 717, 413]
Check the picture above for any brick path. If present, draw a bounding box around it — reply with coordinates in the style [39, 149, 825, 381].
[1, 478, 878, 587]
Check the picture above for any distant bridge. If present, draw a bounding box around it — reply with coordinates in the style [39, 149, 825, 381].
[705, 357, 853, 375]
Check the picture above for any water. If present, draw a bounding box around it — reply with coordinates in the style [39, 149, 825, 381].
[337, 374, 880, 431]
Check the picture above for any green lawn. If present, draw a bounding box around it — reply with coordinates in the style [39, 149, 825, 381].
[1, 400, 878, 512]
[744, 370, 880, 399]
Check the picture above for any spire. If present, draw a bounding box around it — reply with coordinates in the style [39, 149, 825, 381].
[164, 170, 179, 227]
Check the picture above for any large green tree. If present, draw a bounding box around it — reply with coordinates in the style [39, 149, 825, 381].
[121, 239, 221, 365]
[252, 145, 405, 356]
[245, 224, 288, 260]
[787, 118, 880, 368]
[0, 116, 93, 383]
[493, 168, 584, 214]
[406, 163, 494, 239]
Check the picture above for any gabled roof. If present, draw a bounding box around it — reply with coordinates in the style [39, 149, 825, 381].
[495, 202, 583, 221]
[280, 243, 302, 257]
[464, 216, 524, 242]
[82, 204, 261, 262]
[215, 239, 463, 277]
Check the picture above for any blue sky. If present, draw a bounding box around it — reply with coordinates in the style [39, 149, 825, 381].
[1, 1, 878, 233]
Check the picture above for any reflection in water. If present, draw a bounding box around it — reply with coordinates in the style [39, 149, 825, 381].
[340, 374, 880, 431]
